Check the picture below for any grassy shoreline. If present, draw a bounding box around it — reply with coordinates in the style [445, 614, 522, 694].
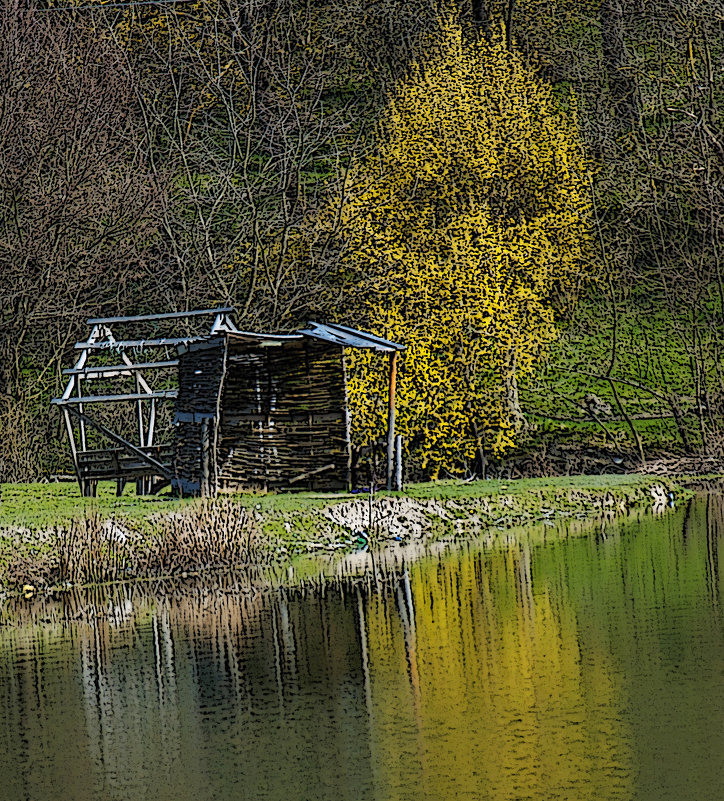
[0, 474, 700, 594]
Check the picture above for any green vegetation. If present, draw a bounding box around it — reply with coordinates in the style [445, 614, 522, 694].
[0, 475, 695, 593]
[2, 0, 724, 480]
[0, 474, 682, 529]
[399, 473, 676, 499]
[0, 482, 184, 530]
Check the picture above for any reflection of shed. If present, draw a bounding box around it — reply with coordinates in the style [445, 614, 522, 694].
[52, 310, 404, 496]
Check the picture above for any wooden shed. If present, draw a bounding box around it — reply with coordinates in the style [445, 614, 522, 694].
[52, 310, 404, 496]
[173, 323, 404, 494]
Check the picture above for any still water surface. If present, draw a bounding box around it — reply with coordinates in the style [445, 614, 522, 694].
[1, 495, 723, 801]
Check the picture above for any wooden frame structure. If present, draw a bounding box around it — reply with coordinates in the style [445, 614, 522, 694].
[52, 308, 236, 496]
[53, 310, 404, 497]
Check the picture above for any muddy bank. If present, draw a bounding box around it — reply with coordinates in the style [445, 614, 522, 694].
[321, 478, 682, 541]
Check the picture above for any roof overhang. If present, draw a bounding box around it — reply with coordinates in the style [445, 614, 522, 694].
[185, 322, 405, 353]
[297, 321, 405, 352]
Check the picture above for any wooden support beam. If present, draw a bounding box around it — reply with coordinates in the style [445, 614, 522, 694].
[77, 377, 87, 452]
[60, 372, 77, 401]
[120, 351, 153, 394]
[287, 463, 336, 486]
[86, 307, 235, 325]
[63, 360, 179, 376]
[74, 337, 203, 350]
[62, 407, 80, 481]
[135, 372, 144, 453]
[200, 418, 212, 497]
[52, 390, 178, 405]
[63, 406, 174, 479]
[386, 350, 398, 491]
[147, 398, 156, 448]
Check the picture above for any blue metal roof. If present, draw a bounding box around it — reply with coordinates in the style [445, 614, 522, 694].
[297, 322, 405, 352]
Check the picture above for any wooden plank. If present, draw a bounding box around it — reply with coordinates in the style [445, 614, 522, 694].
[387, 350, 398, 491]
[63, 360, 179, 376]
[78, 446, 174, 458]
[52, 390, 178, 405]
[79, 467, 165, 481]
[74, 337, 203, 350]
[63, 406, 173, 479]
[300, 321, 404, 352]
[86, 307, 234, 325]
[286, 463, 336, 485]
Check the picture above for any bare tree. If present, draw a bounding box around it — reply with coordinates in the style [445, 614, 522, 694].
[0, 1, 165, 479]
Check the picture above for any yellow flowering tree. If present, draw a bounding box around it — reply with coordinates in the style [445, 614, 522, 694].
[340, 25, 592, 475]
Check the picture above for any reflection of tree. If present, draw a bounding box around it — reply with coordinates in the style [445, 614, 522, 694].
[364, 543, 635, 800]
[705, 494, 722, 610]
[0, 582, 376, 801]
[79, 603, 185, 799]
[3, 505, 724, 800]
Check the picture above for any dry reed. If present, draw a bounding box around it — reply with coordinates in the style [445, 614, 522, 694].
[2, 499, 261, 590]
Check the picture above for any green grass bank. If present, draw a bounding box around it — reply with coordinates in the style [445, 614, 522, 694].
[0, 474, 696, 594]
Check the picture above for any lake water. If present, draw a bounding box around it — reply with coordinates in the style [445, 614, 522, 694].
[1, 494, 723, 801]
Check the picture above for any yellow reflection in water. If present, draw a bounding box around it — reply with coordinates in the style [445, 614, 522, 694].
[363, 543, 634, 801]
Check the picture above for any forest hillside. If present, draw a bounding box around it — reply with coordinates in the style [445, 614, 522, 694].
[1, 0, 722, 480]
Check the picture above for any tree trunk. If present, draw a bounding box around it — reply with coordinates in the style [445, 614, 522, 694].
[471, 0, 491, 39]
[600, 0, 639, 127]
[503, 349, 526, 432]
[504, 0, 516, 51]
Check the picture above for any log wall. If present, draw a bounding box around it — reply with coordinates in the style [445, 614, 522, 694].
[173, 335, 351, 494]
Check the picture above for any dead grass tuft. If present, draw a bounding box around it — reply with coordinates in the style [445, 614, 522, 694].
[1, 500, 260, 590]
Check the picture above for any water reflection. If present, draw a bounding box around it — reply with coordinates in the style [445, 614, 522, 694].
[1, 496, 723, 801]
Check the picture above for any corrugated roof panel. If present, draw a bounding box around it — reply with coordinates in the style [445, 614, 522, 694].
[225, 330, 303, 347]
[298, 321, 405, 352]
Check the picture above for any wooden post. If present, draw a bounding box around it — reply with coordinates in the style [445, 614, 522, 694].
[134, 372, 146, 494]
[62, 407, 81, 491]
[147, 398, 156, 448]
[342, 351, 353, 492]
[395, 434, 403, 492]
[368, 481, 375, 536]
[77, 377, 87, 453]
[135, 373, 145, 446]
[386, 350, 398, 491]
[200, 418, 211, 497]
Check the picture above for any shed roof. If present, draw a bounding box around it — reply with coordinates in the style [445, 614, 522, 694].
[297, 322, 405, 352]
[182, 321, 404, 353]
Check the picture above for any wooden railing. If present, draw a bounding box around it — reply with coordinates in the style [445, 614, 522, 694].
[77, 445, 174, 481]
